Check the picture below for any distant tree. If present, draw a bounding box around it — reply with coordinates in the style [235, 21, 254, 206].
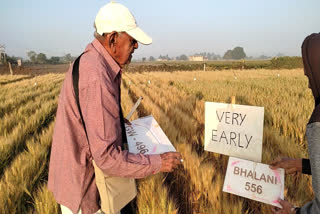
[232, 47, 246, 60]
[149, 56, 155, 61]
[1, 54, 7, 64]
[223, 47, 246, 60]
[26, 51, 75, 64]
[6, 55, 19, 65]
[258, 55, 270, 60]
[177, 54, 188, 61]
[27, 51, 37, 63]
[158, 54, 171, 60]
[48, 56, 61, 64]
[61, 53, 73, 63]
[223, 50, 233, 60]
[142, 57, 146, 62]
[36, 53, 47, 64]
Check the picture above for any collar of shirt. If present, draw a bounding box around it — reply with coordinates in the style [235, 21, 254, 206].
[91, 38, 122, 81]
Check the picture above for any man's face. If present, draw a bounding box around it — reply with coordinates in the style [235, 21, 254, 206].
[114, 32, 138, 67]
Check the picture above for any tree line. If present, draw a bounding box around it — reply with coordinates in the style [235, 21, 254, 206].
[0, 51, 76, 65]
[26, 51, 76, 64]
[142, 46, 247, 62]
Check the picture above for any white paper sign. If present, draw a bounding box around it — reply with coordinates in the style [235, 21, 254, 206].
[125, 115, 176, 155]
[223, 157, 284, 208]
[204, 102, 264, 162]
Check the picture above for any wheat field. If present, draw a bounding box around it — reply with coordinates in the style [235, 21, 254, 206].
[0, 68, 314, 214]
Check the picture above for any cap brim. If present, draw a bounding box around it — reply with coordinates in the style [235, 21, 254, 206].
[126, 27, 152, 45]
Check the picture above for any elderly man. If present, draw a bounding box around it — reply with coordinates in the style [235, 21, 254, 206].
[48, 2, 182, 214]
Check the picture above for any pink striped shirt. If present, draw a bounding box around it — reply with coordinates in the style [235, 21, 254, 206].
[48, 39, 161, 214]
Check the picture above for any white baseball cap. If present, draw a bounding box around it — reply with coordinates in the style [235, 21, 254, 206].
[95, 2, 152, 45]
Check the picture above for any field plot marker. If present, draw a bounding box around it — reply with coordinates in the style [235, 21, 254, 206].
[126, 96, 143, 120]
[232, 70, 237, 80]
[231, 96, 236, 104]
[8, 62, 13, 75]
[17, 59, 22, 67]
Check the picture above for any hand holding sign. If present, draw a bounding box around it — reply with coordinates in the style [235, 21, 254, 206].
[269, 157, 302, 175]
[271, 199, 296, 214]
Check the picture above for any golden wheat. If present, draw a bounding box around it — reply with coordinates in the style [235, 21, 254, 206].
[0, 68, 315, 214]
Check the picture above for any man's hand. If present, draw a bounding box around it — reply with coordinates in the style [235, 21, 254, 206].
[269, 157, 302, 174]
[271, 199, 296, 214]
[160, 152, 182, 172]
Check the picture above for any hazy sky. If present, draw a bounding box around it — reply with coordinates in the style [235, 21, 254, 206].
[1, 0, 319, 60]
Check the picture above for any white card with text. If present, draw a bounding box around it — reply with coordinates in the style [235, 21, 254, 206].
[205, 102, 264, 162]
[223, 157, 284, 208]
[125, 115, 176, 155]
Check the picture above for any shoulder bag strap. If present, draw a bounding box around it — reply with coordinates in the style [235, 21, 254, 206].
[72, 54, 128, 153]
[71, 53, 93, 159]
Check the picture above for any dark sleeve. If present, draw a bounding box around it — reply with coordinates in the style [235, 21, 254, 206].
[302, 158, 312, 175]
[295, 207, 301, 214]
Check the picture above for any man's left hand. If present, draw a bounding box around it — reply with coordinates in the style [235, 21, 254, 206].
[272, 199, 295, 214]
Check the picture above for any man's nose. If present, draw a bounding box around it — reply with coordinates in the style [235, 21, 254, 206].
[134, 42, 138, 49]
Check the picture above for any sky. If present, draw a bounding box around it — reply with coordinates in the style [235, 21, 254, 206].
[0, 0, 319, 60]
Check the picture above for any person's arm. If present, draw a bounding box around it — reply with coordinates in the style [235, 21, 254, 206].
[269, 157, 303, 174]
[269, 157, 311, 175]
[82, 78, 181, 178]
[270, 123, 320, 214]
[299, 122, 320, 213]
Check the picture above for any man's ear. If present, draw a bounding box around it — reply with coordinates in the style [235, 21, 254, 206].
[107, 31, 118, 52]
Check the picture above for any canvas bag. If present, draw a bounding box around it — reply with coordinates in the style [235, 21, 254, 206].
[72, 54, 137, 214]
[92, 161, 137, 214]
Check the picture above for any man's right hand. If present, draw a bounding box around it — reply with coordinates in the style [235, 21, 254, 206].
[160, 152, 182, 172]
[269, 157, 302, 174]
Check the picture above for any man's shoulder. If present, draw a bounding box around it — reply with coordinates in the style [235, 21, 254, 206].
[81, 47, 108, 70]
[79, 48, 112, 83]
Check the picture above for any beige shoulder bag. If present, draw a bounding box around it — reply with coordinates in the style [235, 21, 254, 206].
[93, 161, 136, 214]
